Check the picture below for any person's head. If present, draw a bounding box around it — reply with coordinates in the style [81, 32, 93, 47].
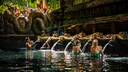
[92, 33, 98, 39]
[25, 37, 31, 42]
[92, 39, 98, 47]
[64, 32, 68, 36]
[73, 35, 79, 40]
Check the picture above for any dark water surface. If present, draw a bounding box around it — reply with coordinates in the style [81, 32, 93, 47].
[0, 49, 128, 72]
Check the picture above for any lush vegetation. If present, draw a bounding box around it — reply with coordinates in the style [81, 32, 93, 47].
[0, 0, 61, 14]
[48, 0, 60, 12]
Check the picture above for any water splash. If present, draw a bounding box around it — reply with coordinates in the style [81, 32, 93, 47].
[40, 37, 51, 49]
[51, 40, 59, 50]
[102, 40, 112, 54]
[31, 39, 40, 49]
[82, 40, 91, 53]
[102, 40, 112, 62]
[63, 40, 73, 59]
[64, 41, 72, 52]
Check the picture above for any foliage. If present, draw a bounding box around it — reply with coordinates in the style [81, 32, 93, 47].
[48, 0, 60, 12]
[0, 5, 8, 14]
[0, 0, 23, 14]
[0, 0, 60, 14]
[0, 0, 92, 14]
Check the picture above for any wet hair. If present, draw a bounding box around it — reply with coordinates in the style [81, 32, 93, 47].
[25, 37, 30, 42]
[92, 39, 98, 47]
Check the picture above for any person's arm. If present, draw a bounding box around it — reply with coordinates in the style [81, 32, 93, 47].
[26, 42, 32, 49]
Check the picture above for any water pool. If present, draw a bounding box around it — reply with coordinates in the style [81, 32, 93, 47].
[0, 49, 128, 72]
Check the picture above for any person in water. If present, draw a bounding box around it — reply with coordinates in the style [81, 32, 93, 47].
[25, 37, 33, 60]
[89, 37, 103, 71]
[90, 39, 102, 60]
[54, 36, 66, 51]
[72, 35, 81, 55]
[25, 37, 33, 49]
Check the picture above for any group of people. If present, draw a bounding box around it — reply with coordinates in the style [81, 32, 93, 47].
[25, 33, 116, 58]
[70, 33, 103, 60]
[25, 31, 128, 61]
[39, 31, 125, 55]
[25, 31, 126, 49]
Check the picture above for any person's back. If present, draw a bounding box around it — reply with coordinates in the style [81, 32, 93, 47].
[72, 35, 81, 56]
[90, 39, 102, 60]
[90, 46, 102, 54]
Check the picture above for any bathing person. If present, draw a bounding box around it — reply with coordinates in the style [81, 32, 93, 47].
[54, 36, 66, 51]
[25, 37, 33, 49]
[90, 39, 102, 60]
[72, 35, 81, 55]
[89, 37, 103, 71]
[25, 37, 33, 60]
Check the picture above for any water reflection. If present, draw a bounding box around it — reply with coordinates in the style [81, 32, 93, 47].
[0, 49, 128, 72]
